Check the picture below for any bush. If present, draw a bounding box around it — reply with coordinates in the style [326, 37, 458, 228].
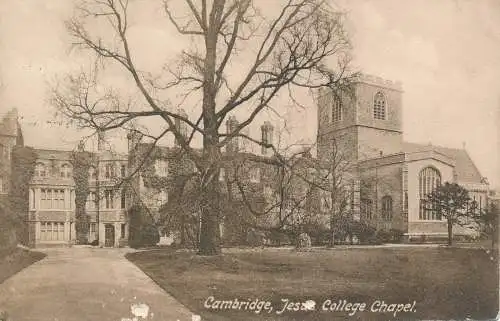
[389, 229, 405, 243]
[246, 228, 267, 247]
[268, 229, 291, 246]
[351, 221, 377, 244]
[376, 229, 391, 244]
[129, 225, 160, 249]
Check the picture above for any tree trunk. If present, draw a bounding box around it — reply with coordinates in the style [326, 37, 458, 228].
[197, 5, 223, 256]
[447, 220, 453, 246]
[198, 180, 221, 255]
[329, 215, 335, 247]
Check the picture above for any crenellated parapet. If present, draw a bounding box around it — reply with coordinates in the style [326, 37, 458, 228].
[354, 73, 403, 92]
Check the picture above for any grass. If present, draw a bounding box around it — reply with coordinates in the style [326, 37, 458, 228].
[0, 247, 46, 284]
[126, 246, 499, 321]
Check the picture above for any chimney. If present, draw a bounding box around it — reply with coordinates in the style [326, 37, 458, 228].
[127, 127, 143, 154]
[175, 109, 189, 146]
[261, 121, 274, 156]
[97, 130, 105, 151]
[226, 116, 239, 153]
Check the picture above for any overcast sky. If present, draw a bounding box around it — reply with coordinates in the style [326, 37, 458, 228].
[0, 0, 498, 188]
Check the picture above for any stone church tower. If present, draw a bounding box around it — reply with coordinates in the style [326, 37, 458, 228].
[317, 74, 404, 163]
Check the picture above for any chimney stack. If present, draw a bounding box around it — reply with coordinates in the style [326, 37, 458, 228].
[261, 121, 274, 156]
[226, 116, 239, 153]
[175, 109, 189, 146]
[97, 130, 105, 151]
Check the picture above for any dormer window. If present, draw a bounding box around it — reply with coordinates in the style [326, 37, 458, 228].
[35, 163, 46, 177]
[104, 163, 115, 179]
[373, 92, 386, 120]
[60, 164, 72, 178]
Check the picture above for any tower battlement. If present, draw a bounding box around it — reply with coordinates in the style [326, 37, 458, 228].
[354, 73, 403, 92]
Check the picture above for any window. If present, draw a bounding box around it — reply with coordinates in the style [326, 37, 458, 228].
[156, 191, 168, 207]
[155, 159, 168, 177]
[35, 163, 46, 177]
[121, 224, 126, 239]
[332, 95, 342, 122]
[105, 163, 115, 179]
[89, 223, 97, 240]
[373, 92, 386, 120]
[250, 168, 261, 183]
[105, 190, 114, 209]
[0, 176, 3, 193]
[40, 222, 65, 241]
[381, 196, 393, 220]
[263, 186, 273, 199]
[404, 192, 408, 212]
[121, 164, 126, 177]
[40, 189, 66, 209]
[121, 189, 126, 209]
[361, 199, 373, 219]
[86, 191, 96, 210]
[89, 167, 97, 180]
[219, 168, 225, 181]
[419, 167, 441, 220]
[60, 164, 72, 178]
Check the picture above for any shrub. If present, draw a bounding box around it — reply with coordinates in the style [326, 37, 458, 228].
[268, 229, 290, 246]
[350, 221, 377, 244]
[376, 229, 391, 244]
[130, 224, 160, 249]
[389, 229, 405, 243]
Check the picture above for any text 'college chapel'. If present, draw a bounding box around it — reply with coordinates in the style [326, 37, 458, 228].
[317, 73, 489, 241]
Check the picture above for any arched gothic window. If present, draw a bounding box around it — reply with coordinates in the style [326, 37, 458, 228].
[418, 167, 442, 220]
[332, 94, 342, 122]
[373, 92, 386, 120]
[381, 196, 393, 220]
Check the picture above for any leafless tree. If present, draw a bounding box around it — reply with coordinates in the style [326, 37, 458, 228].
[51, 0, 355, 255]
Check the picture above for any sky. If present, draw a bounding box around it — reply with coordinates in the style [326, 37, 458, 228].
[0, 0, 498, 188]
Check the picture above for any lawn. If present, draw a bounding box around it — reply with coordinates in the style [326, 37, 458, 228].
[0, 247, 46, 284]
[126, 246, 498, 321]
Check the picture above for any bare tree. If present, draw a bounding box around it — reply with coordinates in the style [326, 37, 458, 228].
[51, 0, 355, 255]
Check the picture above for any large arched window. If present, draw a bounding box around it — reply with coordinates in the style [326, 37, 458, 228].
[332, 95, 342, 122]
[373, 92, 386, 120]
[381, 196, 393, 220]
[418, 167, 442, 220]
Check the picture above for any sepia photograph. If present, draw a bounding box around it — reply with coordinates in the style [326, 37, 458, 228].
[0, 0, 498, 320]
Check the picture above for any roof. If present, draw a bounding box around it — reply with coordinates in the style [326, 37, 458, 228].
[403, 142, 484, 183]
[0, 108, 19, 137]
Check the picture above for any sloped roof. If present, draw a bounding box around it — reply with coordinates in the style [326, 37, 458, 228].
[403, 142, 484, 183]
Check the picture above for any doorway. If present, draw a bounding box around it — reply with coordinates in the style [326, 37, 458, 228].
[104, 224, 115, 247]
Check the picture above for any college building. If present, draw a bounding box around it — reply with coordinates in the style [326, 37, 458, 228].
[317, 73, 490, 241]
[0, 72, 494, 247]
